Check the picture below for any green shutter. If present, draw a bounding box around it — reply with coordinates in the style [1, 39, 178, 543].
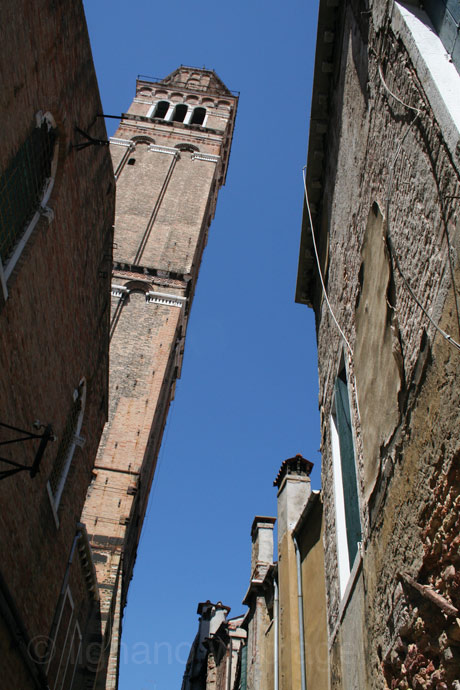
[334, 376, 361, 567]
[424, 0, 460, 75]
[240, 644, 247, 690]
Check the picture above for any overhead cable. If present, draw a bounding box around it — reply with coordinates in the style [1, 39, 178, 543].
[302, 167, 353, 355]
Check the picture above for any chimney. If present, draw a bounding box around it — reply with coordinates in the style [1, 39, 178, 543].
[250, 516, 276, 580]
[274, 454, 313, 543]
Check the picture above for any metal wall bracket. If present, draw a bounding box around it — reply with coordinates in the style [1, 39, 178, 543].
[72, 126, 110, 151]
[0, 422, 55, 481]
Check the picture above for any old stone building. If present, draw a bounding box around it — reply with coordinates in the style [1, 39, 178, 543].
[0, 1, 114, 689]
[182, 601, 246, 690]
[296, 0, 460, 687]
[241, 457, 328, 690]
[183, 456, 328, 690]
[80, 67, 238, 688]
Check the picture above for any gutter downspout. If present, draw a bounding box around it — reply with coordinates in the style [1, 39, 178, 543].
[226, 636, 233, 690]
[273, 577, 279, 690]
[293, 535, 306, 690]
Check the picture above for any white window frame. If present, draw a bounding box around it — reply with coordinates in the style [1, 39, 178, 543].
[47, 378, 87, 526]
[330, 406, 351, 598]
[392, 2, 460, 167]
[58, 620, 82, 690]
[147, 100, 172, 120]
[46, 586, 74, 676]
[46, 585, 82, 690]
[188, 106, 208, 127]
[329, 359, 362, 601]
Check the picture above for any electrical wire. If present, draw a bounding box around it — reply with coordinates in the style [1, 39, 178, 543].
[302, 167, 362, 426]
[378, 63, 460, 353]
[302, 167, 352, 355]
[378, 64, 419, 114]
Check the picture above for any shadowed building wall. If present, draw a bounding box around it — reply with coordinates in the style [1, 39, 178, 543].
[0, 2, 114, 689]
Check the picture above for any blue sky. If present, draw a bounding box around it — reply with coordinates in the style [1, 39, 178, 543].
[82, 1, 320, 688]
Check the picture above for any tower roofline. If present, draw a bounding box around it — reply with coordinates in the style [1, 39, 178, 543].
[137, 66, 239, 98]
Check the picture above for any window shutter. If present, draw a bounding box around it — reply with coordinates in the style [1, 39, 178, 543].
[334, 376, 361, 567]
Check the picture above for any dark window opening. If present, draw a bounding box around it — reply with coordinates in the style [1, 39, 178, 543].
[190, 107, 206, 125]
[175, 143, 199, 153]
[153, 101, 169, 119]
[0, 120, 57, 264]
[127, 158, 136, 166]
[172, 104, 188, 123]
[333, 366, 361, 567]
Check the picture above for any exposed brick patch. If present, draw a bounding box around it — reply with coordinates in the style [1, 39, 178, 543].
[383, 458, 460, 689]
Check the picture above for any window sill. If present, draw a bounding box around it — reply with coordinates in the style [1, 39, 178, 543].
[392, 2, 460, 173]
[46, 481, 60, 529]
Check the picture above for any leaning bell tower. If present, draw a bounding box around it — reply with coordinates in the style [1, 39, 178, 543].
[80, 67, 238, 689]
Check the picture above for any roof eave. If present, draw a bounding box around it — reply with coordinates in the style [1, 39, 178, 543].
[295, 0, 342, 308]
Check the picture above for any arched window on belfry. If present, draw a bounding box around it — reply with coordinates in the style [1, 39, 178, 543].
[175, 143, 199, 153]
[172, 104, 188, 123]
[190, 107, 206, 126]
[153, 101, 170, 119]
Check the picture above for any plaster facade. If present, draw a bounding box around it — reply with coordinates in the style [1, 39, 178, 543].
[226, 457, 328, 690]
[296, 1, 460, 687]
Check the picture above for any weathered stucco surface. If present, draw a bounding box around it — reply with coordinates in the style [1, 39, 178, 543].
[354, 204, 402, 502]
[297, 498, 329, 690]
[305, 1, 460, 687]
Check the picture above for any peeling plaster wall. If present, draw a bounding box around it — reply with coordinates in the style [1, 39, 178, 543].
[309, 1, 460, 688]
[354, 204, 402, 502]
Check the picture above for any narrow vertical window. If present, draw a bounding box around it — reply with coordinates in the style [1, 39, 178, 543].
[190, 107, 206, 125]
[153, 101, 170, 119]
[171, 104, 188, 123]
[331, 364, 361, 596]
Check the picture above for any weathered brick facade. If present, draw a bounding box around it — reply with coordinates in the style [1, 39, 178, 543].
[0, 2, 114, 689]
[80, 67, 238, 689]
[296, 1, 460, 687]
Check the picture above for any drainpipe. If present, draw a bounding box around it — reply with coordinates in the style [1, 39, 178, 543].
[273, 577, 279, 690]
[293, 535, 306, 690]
[226, 636, 233, 690]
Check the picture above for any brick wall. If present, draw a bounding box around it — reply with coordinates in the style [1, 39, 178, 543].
[0, 1, 114, 688]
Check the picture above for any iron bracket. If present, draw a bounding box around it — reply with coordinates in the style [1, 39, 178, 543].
[0, 422, 55, 481]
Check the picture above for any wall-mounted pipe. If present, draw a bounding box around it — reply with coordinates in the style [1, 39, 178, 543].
[227, 636, 233, 690]
[273, 577, 279, 690]
[293, 535, 306, 690]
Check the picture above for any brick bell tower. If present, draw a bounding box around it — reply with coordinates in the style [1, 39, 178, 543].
[80, 67, 238, 689]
